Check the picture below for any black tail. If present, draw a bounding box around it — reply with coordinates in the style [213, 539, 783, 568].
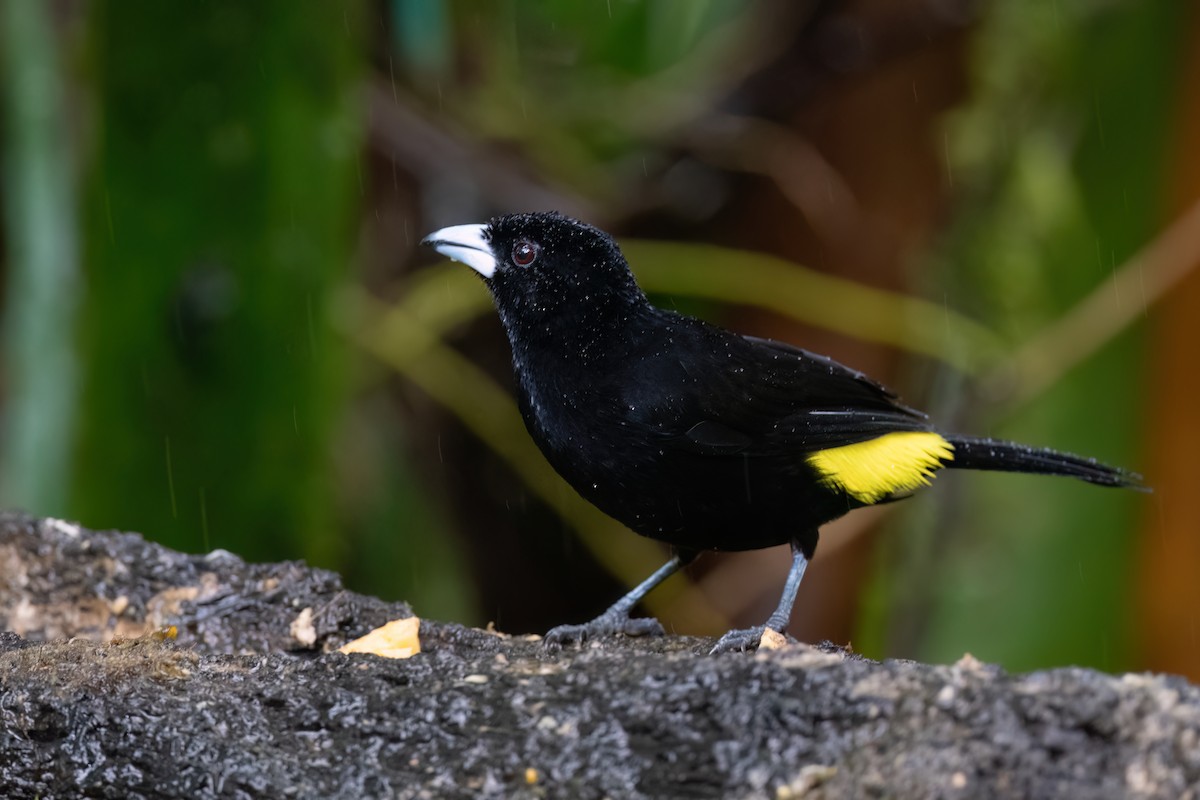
[944, 435, 1144, 489]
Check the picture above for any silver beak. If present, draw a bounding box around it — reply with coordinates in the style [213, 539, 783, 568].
[421, 223, 497, 279]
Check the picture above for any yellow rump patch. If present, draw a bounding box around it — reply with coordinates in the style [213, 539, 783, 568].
[807, 431, 955, 503]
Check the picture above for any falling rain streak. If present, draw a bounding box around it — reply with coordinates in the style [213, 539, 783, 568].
[199, 487, 209, 551]
[165, 436, 177, 519]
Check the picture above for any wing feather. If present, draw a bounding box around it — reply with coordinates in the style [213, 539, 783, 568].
[616, 317, 933, 457]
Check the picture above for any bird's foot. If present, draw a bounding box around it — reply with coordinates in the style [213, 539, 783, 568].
[710, 625, 776, 655]
[543, 611, 665, 650]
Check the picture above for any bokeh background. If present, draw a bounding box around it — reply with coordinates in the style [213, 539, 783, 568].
[2, 0, 1197, 679]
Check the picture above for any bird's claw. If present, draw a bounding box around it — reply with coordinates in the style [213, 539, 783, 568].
[543, 613, 665, 650]
[709, 625, 769, 654]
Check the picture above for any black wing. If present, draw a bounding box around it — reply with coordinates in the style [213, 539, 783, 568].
[612, 316, 932, 457]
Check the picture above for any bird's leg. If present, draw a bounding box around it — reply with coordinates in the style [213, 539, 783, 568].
[710, 544, 809, 654]
[544, 551, 696, 649]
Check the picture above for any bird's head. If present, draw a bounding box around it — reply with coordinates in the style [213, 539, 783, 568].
[422, 212, 646, 340]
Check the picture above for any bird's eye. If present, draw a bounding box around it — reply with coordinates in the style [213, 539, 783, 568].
[511, 240, 539, 267]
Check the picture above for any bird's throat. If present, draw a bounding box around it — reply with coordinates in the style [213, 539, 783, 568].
[498, 292, 651, 372]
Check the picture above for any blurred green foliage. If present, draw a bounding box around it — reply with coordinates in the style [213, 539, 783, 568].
[0, 2, 82, 515]
[71, 1, 362, 564]
[860, 1, 1184, 671]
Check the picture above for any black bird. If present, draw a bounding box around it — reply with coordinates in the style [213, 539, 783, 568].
[422, 212, 1140, 653]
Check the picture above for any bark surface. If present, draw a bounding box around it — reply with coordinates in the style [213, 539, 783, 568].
[0, 512, 1195, 799]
